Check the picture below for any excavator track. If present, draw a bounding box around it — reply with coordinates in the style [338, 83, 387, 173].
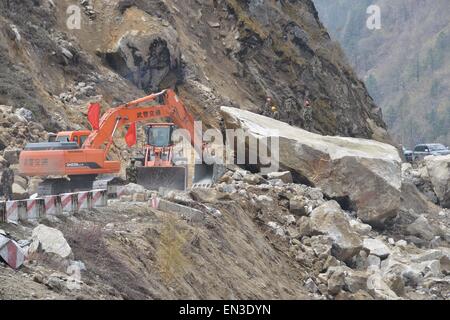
[37, 175, 98, 196]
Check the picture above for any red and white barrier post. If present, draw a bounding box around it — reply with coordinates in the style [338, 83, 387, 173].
[60, 193, 78, 215]
[92, 189, 107, 208]
[20, 199, 44, 222]
[5, 201, 20, 224]
[44, 195, 62, 216]
[150, 196, 160, 209]
[76, 191, 92, 210]
[0, 235, 26, 269]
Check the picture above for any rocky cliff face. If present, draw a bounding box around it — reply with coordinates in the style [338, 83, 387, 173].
[0, 0, 389, 153]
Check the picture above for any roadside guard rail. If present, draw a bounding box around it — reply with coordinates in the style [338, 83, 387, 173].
[0, 190, 108, 224]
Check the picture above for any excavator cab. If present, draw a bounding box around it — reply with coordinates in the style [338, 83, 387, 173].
[135, 123, 223, 191]
[146, 125, 174, 147]
[55, 131, 91, 148]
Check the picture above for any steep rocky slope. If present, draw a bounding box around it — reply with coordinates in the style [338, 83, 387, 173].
[0, 0, 389, 152]
[314, 0, 450, 148]
[1, 198, 311, 300]
[1, 162, 449, 300]
[5, 0, 437, 301]
[2, 104, 449, 300]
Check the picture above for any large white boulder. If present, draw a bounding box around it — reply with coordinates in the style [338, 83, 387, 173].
[424, 155, 450, 208]
[221, 107, 402, 225]
[30, 225, 72, 259]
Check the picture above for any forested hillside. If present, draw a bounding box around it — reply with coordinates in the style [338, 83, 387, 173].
[314, 0, 450, 148]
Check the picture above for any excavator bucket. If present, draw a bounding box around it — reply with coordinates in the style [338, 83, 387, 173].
[137, 166, 187, 191]
[193, 163, 226, 187]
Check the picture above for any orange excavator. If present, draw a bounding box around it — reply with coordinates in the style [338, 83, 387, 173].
[19, 89, 221, 195]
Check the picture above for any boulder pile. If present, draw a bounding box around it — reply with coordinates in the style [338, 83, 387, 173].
[0, 105, 48, 152]
[169, 166, 450, 300]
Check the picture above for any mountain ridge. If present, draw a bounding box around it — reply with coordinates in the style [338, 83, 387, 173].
[314, 0, 450, 148]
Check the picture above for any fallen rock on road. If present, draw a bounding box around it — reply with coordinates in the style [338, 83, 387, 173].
[221, 107, 402, 226]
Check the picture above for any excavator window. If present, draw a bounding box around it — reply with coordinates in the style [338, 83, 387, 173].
[48, 133, 57, 142]
[147, 126, 172, 147]
[56, 135, 70, 143]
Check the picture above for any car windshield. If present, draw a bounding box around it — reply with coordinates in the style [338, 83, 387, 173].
[429, 144, 446, 151]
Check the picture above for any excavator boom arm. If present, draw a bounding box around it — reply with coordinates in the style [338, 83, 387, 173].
[83, 90, 202, 154]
